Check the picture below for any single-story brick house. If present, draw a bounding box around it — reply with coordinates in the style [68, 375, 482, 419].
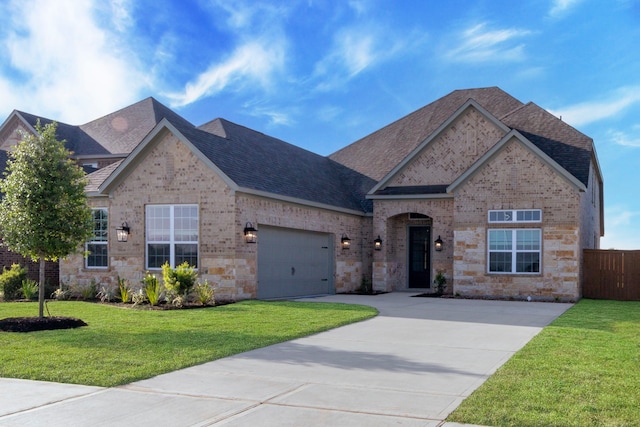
[0, 87, 603, 301]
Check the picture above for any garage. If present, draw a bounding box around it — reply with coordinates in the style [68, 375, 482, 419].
[257, 225, 334, 299]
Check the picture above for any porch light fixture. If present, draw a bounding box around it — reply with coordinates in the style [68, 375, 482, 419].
[374, 235, 382, 251]
[434, 235, 443, 252]
[341, 234, 351, 250]
[244, 222, 258, 243]
[116, 222, 130, 243]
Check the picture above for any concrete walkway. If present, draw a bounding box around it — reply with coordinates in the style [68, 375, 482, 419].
[0, 293, 571, 426]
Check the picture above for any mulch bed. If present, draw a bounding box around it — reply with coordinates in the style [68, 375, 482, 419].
[0, 316, 88, 333]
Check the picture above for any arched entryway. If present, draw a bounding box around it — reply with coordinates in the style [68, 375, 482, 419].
[374, 212, 435, 291]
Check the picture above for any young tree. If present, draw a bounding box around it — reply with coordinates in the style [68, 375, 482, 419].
[0, 121, 92, 318]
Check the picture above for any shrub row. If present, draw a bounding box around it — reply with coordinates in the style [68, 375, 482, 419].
[52, 262, 215, 307]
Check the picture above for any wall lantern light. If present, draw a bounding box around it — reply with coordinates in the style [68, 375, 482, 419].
[244, 222, 258, 243]
[341, 234, 351, 250]
[434, 235, 443, 252]
[116, 222, 131, 243]
[374, 235, 383, 251]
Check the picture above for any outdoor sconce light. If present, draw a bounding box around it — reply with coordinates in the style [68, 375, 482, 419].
[374, 236, 382, 251]
[244, 222, 257, 243]
[434, 235, 443, 252]
[116, 222, 130, 243]
[341, 234, 351, 250]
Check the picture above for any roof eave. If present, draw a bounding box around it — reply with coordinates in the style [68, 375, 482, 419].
[238, 187, 369, 217]
[366, 193, 454, 200]
[98, 119, 239, 195]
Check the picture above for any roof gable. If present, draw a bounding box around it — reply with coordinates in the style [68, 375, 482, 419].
[500, 102, 594, 186]
[181, 118, 375, 213]
[448, 130, 587, 193]
[329, 87, 524, 180]
[0, 111, 104, 156]
[99, 117, 375, 214]
[369, 99, 510, 196]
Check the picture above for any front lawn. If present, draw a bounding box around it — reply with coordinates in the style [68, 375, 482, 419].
[448, 299, 640, 426]
[0, 300, 377, 387]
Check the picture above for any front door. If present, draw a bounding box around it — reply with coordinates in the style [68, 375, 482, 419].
[409, 226, 431, 288]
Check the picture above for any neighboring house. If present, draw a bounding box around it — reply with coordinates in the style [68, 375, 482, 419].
[0, 87, 603, 301]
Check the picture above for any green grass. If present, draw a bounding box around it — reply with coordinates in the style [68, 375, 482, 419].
[0, 300, 377, 387]
[448, 299, 640, 427]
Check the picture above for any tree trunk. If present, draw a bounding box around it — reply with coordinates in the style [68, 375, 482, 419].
[39, 258, 46, 318]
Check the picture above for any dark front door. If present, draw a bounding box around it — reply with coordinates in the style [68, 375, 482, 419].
[409, 226, 431, 288]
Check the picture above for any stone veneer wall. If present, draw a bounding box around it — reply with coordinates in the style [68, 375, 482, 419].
[372, 198, 454, 292]
[452, 138, 584, 301]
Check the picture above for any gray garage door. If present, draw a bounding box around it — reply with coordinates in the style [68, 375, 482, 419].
[257, 226, 334, 299]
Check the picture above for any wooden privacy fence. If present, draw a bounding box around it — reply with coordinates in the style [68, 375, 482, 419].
[583, 250, 640, 301]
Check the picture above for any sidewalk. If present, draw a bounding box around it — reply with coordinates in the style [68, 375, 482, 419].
[0, 293, 571, 426]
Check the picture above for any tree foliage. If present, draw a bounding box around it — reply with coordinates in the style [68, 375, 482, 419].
[0, 121, 93, 316]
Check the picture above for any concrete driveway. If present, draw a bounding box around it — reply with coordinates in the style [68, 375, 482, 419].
[0, 293, 571, 426]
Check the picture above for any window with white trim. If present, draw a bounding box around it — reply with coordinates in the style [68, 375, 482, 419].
[488, 209, 541, 223]
[86, 208, 108, 268]
[146, 205, 198, 269]
[488, 229, 541, 273]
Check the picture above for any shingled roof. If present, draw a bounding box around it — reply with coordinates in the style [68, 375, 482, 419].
[80, 97, 193, 155]
[329, 86, 596, 188]
[329, 87, 524, 181]
[13, 97, 193, 157]
[184, 118, 375, 212]
[500, 102, 593, 186]
[13, 111, 105, 156]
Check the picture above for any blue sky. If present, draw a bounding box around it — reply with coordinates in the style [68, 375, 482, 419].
[0, 0, 639, 248]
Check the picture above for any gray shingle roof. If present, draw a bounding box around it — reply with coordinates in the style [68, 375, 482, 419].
[374, 185, 449, 196]
[86, 160, 123, 193]
[80, 97, 193, 155]
[16, 97, 193, 157]
[178, 118, 375, 212]
[14, 111, 105, 156]
[500, 102, 593, 186]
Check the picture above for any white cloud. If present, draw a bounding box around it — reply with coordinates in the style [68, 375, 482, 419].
[313, 24, 413, 91]
[165, 39, 286, 108]
[242, 99, 296, 127]
[445, 22, 531, 63]
[0, 0, 147, 124]
[550, 86, 640, 127]
[607, 127, 640, 147]
[548, 0, 584, 18]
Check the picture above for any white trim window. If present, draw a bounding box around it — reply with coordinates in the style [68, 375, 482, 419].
[86, 208, 108, 268]
[488, 209, 542, 223]
[146, 205, 198, 269]
[488, 229, 541, 274]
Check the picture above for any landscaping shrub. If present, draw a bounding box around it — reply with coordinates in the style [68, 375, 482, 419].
[21, 279, 39, 300]
[0, 264, 27, 301]
[52, 284, 71, 300]
[73, 281, 97, 300]
[117, 276, 131, 303]
[142, 273, 163, 306]
[194, 280, 215, 305]
[162, 262, 197, 298]
[97, 283, 117, 303]
[131, 289, 146, 306]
